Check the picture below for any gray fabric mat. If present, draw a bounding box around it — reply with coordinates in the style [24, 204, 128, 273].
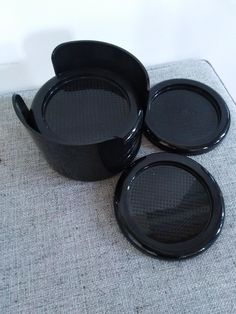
[0, 60, 236, 314]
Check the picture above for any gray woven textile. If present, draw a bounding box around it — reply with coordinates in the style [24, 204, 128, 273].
[1, 60, 236, 314]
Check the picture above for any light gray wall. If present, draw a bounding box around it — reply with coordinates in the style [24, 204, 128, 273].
[0, 0, 236, 98]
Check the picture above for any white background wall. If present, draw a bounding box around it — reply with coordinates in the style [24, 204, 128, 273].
[1, 0, 236, 98]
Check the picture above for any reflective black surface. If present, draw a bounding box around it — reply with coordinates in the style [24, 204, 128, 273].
[32, 71, 140, 145]
[144, 79, 230, 154]
[43, 77, 135, 144]
[12, 41, 149, 181]
[114, 153, 224, 259]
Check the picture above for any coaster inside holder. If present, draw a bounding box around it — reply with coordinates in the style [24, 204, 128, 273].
[144, 79, 230, 154]
[31, 71, 140, 144]
[114, 153, 224, 259]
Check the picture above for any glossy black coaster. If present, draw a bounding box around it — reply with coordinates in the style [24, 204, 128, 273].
[13, 41, 149, 181]
[114, 153, 224, 259]
[32, 72, 139, 145]
[144, 79, 230, 154]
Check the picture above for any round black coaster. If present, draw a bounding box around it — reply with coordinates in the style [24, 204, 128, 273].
[31, 72, 139, 144]
[144, 79, 230, 155]
[114, 153, 224, 259]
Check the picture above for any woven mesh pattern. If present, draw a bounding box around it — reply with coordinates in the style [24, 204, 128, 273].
[45, 77, 133, 144]
[148, 88, 219, 146]
[129, 165, 212, 243]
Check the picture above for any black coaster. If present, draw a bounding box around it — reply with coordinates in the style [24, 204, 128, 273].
[114, 153, 224, 259]
[31, 72, 139, 144]
[144, 79, 230, 155]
